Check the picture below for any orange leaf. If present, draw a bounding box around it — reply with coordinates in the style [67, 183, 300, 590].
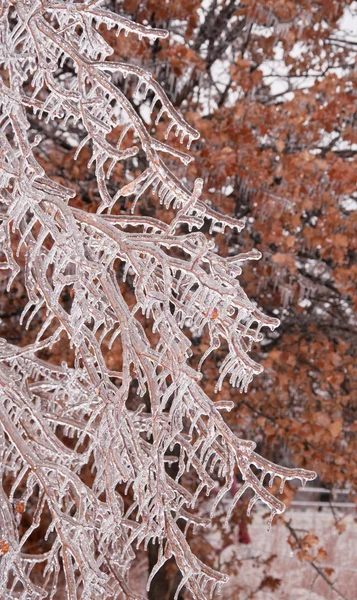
[328, 419, 343, 438]
[14, 501, 25, 515]
[317, 547, 327, 561]
[0, 540, 9, 555]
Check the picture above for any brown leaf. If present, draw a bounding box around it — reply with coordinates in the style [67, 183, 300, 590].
[260, 575, 281, 591]
[335, 521, 346, 534]
[14, 501, 25, 515]
[328, 419, 343, 439]
[317, 547, 327, 561]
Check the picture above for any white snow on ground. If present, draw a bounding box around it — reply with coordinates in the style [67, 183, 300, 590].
[219, 507, 357, 600]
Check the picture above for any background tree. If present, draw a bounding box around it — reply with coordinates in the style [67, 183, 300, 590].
[107, 1, 356, 596]
[112, 0, 357, 495]
[1, 0, 356, 599]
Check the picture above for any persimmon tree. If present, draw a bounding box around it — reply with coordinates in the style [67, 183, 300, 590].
[0, 1, 318, 599]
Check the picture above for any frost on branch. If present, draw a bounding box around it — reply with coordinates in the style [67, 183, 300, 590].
[0, 1, 316, 598]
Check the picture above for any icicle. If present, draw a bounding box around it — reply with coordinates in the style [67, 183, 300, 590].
[150, 94, 159, 114]
[134, 77, 144, 98]
[247, 494, 258, 516]
[155, 106, 165, 125]
[225, 482, 250, 525]
[165, 120, 175, 140]
[74, 135, 90, 160]
[280, 477, 286, 494]
[267, 509, 277, 532]
[260, 469, 267, 484]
